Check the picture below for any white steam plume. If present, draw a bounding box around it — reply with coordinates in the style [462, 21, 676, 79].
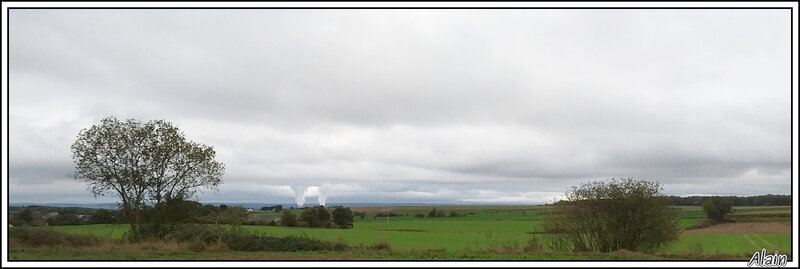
[318, 184, 329, 207]
[291, 185, 307, 207]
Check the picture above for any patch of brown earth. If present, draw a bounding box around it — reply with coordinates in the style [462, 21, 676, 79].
[683, 222, 791, 234]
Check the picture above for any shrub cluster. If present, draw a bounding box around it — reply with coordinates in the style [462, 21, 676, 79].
[11, 225, 348, 253]
[220, 230, 347, 252]
[331, 206, 354, 229]
[702, 197, 733, 224]
[299, 206, 332, 228]
[543, 178, 680, 254]
[166, 224, 228, 244]
[9, 227, 102, 247]
[166, 224, 348, 252]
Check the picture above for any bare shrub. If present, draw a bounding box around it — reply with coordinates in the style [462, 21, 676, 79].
[543, 178, 680, 254]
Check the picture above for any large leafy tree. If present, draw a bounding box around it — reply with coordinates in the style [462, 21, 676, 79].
[299, 206, 331, 228]
[71, 117, 224, 239]
[331, 206, 354, 229]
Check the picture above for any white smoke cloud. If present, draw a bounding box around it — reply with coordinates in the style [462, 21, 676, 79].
[291, 185, 307, 207]
[317, 184, 330, 207]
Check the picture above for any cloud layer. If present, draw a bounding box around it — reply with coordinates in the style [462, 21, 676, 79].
[7, 9, 792, 204]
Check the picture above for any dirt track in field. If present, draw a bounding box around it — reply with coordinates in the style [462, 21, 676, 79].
[683, 222, 791, 234]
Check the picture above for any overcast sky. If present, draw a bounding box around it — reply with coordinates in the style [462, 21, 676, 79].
[7, 9, 792, 205]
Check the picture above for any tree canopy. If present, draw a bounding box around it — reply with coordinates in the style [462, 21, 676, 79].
[299, 206, 331, 228]
[703, 197, 733, 223]
[331, 206, 354, 229]
[71, 117, 224, 239]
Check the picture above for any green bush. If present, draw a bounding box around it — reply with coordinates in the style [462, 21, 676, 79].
[280, 209, 298, 227]
[12, 228, 66, 246]
[11, 208, 46, 226]
[10, 227, 101, 247]
[703, 197, 733, 223]
[220, 228, 347, 252]
[46, 212, 85, 226]
[299, 206, 331, 228]
[131, 198, 204, 240]
[166, 224, 227, 244]
[89, 209, 116, 224]
[166, 224, 347, 252]
[331, 206, 354, 229]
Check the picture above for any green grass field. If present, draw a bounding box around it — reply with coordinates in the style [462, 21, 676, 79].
[669, 234, 792, 256]
[37, 205, 791, 260]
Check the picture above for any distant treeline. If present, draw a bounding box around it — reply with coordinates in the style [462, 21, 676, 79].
[9, 202, 259, 227]
[667, 194, 791, 206]
[8, 206, 123, 226]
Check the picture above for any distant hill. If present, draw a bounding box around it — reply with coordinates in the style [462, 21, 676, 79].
[9, 203, 120, 209]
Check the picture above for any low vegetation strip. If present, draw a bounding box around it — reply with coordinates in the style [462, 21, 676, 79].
[10, 225, 348, 253]
[682, 222, 791, 234]
[220, 230, 348, 252]
[166, 224, 349, 252]
[9, 227, 106, 247]
[734, 210, 791, 215]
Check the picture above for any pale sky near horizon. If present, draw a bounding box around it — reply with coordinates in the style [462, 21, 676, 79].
[6, 9, 793, 205]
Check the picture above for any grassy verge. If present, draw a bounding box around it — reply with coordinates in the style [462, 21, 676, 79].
[8, 226, 766, 261]
[10, 243, 760, 261]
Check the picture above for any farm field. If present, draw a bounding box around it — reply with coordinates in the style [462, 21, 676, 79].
[11, 205, 793, 260]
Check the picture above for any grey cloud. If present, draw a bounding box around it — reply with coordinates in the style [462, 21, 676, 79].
[7, 9, 792, 204]
[9, 163, 73, 185]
